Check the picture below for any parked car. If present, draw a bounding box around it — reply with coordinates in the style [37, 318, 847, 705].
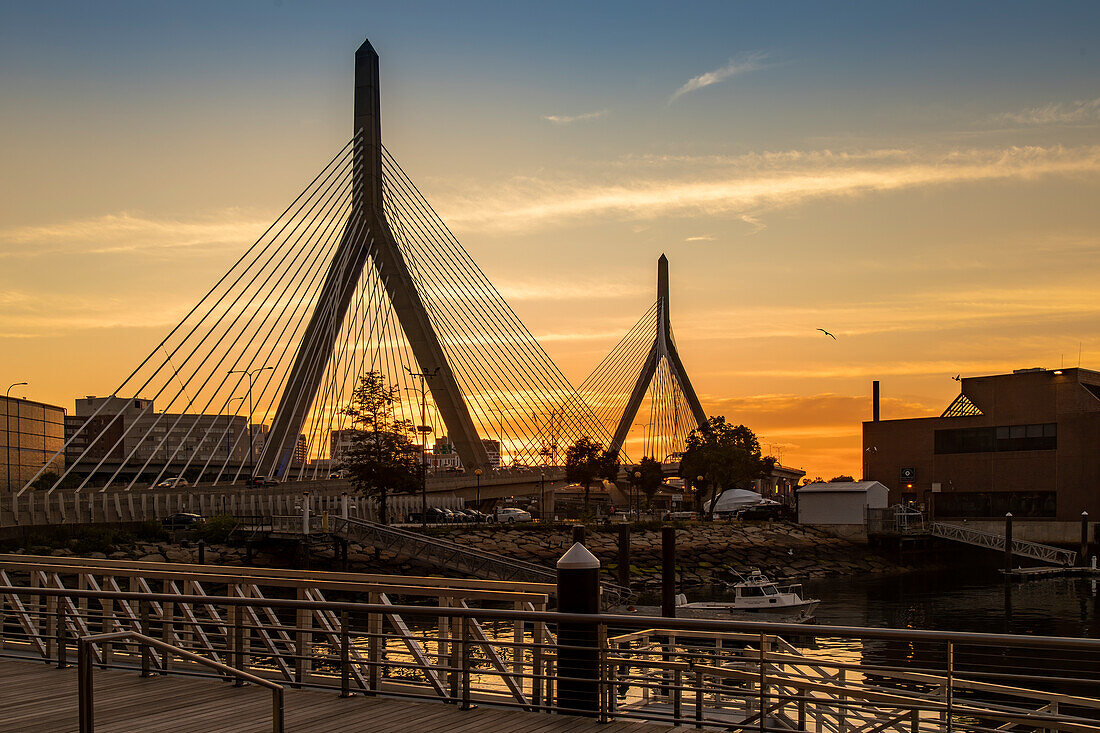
[494, 508, 533, 523]
[407, 507, 450, 524]
[735, 500, 793, 521]
[245, 475, 279, 487]
[161, 512, 204, 531]
[155, 477, 189, 488]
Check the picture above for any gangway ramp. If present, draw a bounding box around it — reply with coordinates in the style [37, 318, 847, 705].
[332, 516, 631, 606]
[931, 521, 1077, 566]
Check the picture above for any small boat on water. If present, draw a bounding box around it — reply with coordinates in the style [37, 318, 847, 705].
[677, 569, 819, 620]
[613, 569, 820, 623]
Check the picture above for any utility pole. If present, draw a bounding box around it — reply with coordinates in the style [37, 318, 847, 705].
[405, 366, 438, 526]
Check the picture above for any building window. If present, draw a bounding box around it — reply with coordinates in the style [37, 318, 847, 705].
[934, 424, 1056, 454]
[934, 491, 1056, 518]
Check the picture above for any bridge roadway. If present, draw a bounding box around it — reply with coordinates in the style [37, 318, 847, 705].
[0, 657, 667, 733]
[0, 467, 566, 529]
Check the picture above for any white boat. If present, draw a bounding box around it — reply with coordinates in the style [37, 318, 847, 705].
[675, 569, 819, 621]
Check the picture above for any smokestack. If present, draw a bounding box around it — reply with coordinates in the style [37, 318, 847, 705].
[872, 380, 880, 422]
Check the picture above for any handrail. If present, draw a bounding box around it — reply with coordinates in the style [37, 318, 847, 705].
[77, 630, 284, 733]
[8, 584, 1100, 650]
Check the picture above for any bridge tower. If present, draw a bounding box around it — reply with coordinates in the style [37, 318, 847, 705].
[607, 255, 707, 457]
[259, 40, 489, 476]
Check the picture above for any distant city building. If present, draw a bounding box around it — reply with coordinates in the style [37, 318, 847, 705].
[428, 435, 500, 470]
[64, 396, 250, 485]
[754, 464, 807, 503]
[863, 368, 1100, 521]
[2, 394, 65, 492]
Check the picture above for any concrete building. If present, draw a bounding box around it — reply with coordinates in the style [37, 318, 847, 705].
[430, 435, 500, 469]
[796, 481, 889, 535]
[863, 368, 1100, 522]
[1, 394, 66, 492]
[754, 464, 807, 503]
[64, 396, 250, 485]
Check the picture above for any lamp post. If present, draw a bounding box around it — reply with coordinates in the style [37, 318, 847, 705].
[5, 382, 28, 492]
[228, 367, 273, 482]
[403, 367, 438, 529]
[633, 470, 641, 519]
[540, 471, 546, 522]
[697, 475, 705, 517]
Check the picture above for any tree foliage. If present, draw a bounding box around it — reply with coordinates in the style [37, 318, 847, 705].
[339, 371, 420, 524]
[829, 475, 855, 483]
[679, 417, 776, 520]
[632, 456, 665, 507]
[565, 436, 609, 510]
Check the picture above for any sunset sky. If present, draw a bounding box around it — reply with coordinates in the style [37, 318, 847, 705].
[3, 1, 1100, 479]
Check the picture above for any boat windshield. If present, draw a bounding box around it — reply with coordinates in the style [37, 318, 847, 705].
[762, 585, 778, 595]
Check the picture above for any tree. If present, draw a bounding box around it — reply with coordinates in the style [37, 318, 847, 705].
[634, 456, 664, 508]
[829, 475, 855, 483]
[679, 417, 776, 520]
[565, 436, 606, 511]
[339, 371, 420, 524]
[598, 449, 620, 485]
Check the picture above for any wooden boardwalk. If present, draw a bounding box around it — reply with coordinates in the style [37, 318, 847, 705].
[0, 658, 677, 733]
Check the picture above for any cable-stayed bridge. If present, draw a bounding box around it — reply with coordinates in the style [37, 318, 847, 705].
[17, 38, 708, 505]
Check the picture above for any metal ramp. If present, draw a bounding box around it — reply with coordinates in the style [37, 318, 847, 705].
[332, 517, 631, 606]
[931, 522, 1076, 566]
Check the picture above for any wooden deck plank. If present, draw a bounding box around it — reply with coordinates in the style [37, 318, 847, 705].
[0, 658, 679, 733]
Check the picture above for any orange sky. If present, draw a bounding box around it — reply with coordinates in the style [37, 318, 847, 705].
[3, 3, 1100, 479]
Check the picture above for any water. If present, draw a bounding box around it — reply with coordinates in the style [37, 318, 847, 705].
[803, 567, 1099, 639]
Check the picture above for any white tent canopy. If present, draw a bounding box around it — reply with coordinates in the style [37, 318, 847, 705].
[703, 488, 766, 514]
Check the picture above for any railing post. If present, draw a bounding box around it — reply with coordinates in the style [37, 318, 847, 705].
[1004, 513, 1014, 572]
[758, 631, 767, 733]
[272, 687, 284, 733]
[556, 542, 601, 716]
[197, 539, 206, 564]
[662, 526, 676, 618]
[1082, 511, 1091, 567]
[140, 600, 151, 677]
[56, 604, 67, 669]
[367, 592, 381, 695]
[617, 523, 630, 589]
[459, 615, 474, 711]
[340, 611, 351, 698]
[696, 669, 705, 729]
[946, 641, 954, 733]
[78, 638, 94, 733]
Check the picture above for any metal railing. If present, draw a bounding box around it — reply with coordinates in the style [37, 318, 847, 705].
[332, 516, 631, 606]
[931, 521, 1077, 566]
[2, 559, 1099, 732]
[75, 630, 284, 733]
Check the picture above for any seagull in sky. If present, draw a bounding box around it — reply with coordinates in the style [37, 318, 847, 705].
[952, 374, 961, 382]
[817, 328, 837, 340]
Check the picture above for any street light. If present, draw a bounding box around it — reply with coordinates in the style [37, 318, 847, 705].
[228, 367, 273, 482]
[697, 475, 705, 517]
[474, 468, 483, 521]
[5, 382, 28, 492]
[540, 471, 546, 522]
[633, 470, 642, 518]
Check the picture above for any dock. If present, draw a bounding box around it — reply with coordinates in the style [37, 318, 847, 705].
[0, 658, 662, 733]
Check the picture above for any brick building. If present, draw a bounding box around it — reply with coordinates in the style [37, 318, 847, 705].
[863, 368, 1100, 521]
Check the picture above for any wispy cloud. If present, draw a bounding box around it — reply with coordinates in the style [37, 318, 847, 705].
[439, 144, 1100, 233]
[497, 280, 646, 301]
[542, 110, 608, 125]
[668, 52, 769, 104]
[0, 210, 271, 259]
[998, 96, 1100, 126]
[684, 234, 715, 242]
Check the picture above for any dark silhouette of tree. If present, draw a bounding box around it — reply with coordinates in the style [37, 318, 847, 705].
[829, 475, 855, 483]
[598, 449, 619, 485]
[679, 417, 775, 520]
[635, 456, 664, 507]
[339, 371, 419, 525]
[565, 436, 606, 511]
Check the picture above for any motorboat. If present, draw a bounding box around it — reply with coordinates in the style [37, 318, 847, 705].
[675, 569, 819, 620]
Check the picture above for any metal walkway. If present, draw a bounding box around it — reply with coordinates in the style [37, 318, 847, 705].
[332, 517, 630, 605]
[931, 521, 1077, 566]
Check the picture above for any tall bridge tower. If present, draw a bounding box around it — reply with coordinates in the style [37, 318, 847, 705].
[260, 40, 488, 476]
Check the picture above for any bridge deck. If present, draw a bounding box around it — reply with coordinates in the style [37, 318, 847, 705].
[0, 658, 672, 733]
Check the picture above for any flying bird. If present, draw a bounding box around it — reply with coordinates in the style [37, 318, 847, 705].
[817, 328, 836, 340]
[952, 374, 961, 382]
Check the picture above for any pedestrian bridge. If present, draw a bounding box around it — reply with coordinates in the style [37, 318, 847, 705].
[2, 554, 1098, 732]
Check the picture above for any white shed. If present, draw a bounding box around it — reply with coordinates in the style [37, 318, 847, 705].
[796, 481, 889, 531]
